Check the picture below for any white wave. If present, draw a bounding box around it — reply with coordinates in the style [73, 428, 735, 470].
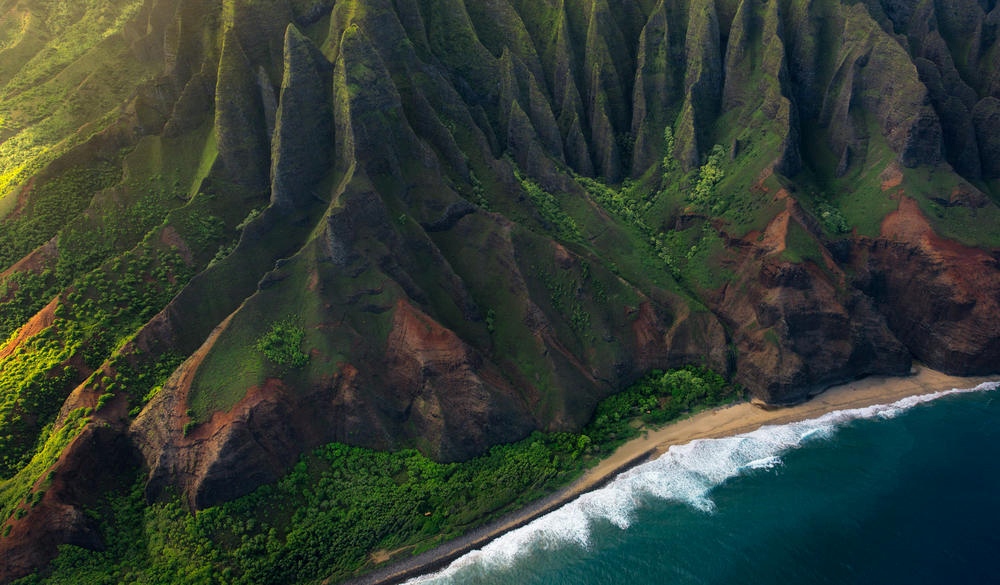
[405, 381, 999, 584]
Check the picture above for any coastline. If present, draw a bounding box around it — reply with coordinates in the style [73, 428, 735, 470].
[341, 366, 998, 585]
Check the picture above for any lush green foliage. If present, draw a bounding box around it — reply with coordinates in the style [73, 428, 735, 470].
[0, 335, 79, 477]
[661, 126, 677, 174]
[0, 162, 122, 272]
[576, 176, 650, 230]
[0, 0, 149, 198]
[584, 366, 737, 445]
[687, 145, 727, 214]
[17, 367, 737, 585]
[118, 352, 187, 416]
[0, 407, 91, 536]
[815, 201, 850, 235]
[255, 320, 309, 368]
[651, 223, 730, 289]
[577, 165, 732, 291]
[0, 245, 192, 480]
[514, 168, 581, 242]
[0, 271, 53, 340]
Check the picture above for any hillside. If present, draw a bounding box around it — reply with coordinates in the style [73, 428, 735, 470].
[0, 0, 998, 581]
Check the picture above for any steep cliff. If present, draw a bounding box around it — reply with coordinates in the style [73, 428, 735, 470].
[1, 0, 999, 580]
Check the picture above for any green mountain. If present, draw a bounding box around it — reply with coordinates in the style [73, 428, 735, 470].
[0, 0, 998, 581]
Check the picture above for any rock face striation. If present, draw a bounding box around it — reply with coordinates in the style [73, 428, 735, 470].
[1, 0, 999, 580]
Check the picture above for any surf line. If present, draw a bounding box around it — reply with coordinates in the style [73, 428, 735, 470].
[343, 371, 999, 585]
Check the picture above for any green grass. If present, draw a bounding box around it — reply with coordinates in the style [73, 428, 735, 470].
[187, 131, 219, 200]
[683, 226, 734, 290]
[187, 307, 269, 423]
[833, 171, 896, 238]
[427, 215, 564, 402]
[0, 0, 152, 197]
[781, 219, 826, 265]
[902, 167, 1000, 248]
[798, 113, 901, 238]
[652, 221, 735, 292]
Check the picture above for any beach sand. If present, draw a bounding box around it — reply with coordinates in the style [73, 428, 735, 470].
[343, 366, 998, 585]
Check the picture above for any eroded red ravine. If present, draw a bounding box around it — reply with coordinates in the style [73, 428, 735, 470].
[881, 196, 996, 292]
[0, 297, 57, 361]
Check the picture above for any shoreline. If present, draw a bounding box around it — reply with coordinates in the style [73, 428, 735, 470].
[342, 366, 998, 585]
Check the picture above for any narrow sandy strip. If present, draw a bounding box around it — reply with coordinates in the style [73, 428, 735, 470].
[342, 366, 998, 585]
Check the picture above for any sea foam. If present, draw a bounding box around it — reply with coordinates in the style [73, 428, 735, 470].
[406, 381, 999, 584]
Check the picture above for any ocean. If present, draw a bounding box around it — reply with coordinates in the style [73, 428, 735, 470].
[406, 381, 1000, 585]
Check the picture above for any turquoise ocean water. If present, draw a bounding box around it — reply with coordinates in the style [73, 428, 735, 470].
[406, 381, 1000, 585]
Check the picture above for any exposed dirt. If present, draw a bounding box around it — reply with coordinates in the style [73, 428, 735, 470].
[882, 196, 996, 274]
[757, 208, 791, 255]
[0, 238, 57, 282]
[2, 178, 35, 222]
[0, 296, 57, 361]
[552, 242, 574, 269]
[862, 196, 1000, 373]
[158, 226, 194, 265]
[382, 298, 535, 460]
[880, 161, 904, 190]
[630, 301, 662, 362]
[386, 298, 469, 363]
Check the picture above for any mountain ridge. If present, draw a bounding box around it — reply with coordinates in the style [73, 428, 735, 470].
[0, 0, 998, 580]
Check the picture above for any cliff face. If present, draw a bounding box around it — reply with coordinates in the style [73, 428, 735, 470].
[1, 0, 999, 579]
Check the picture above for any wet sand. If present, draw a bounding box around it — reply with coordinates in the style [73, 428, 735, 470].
[342, 366, 997, 585]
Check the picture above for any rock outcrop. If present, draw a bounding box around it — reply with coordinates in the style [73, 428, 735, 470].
[858, 197, 1000, 374]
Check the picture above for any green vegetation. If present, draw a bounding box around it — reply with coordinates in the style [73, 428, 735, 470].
[576, 176, 651, 230]
[652, 223, 731, 289]
[0, 407, 91, 539]
[687, 144, 727, 214]
[0, 0, 152, 199]
[815, 201, 850, 235]
[118, 352, 187, 416]
[531, 262, 596, 338]
[256, 320, 310, 368]
[661, 126, 677, 174]
[15, 367, 738, 585]
[0, 244, 193, 479]
[781, 220, 827, 266]
[0, 271, 53, 340]
[0, 336, 79, 476]
[576, 164, 734, 292]
[902, 167, 1000, 248]
[0, 114, 238, 489]
[586, 366, 737, 444]
[3, 1, 1000, 583]
[514, 167, 581, 242]
[0, 161, 122, 271]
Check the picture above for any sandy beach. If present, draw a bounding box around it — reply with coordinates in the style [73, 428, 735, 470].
[343, 366, 998, 585]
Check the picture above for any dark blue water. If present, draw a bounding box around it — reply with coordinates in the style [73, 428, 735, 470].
[408, 382, 1000, 585]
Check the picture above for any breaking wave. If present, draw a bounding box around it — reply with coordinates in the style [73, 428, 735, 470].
[405, 381, 999, 584]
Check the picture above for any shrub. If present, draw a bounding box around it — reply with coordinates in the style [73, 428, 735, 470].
[255, 321, 309, 368]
